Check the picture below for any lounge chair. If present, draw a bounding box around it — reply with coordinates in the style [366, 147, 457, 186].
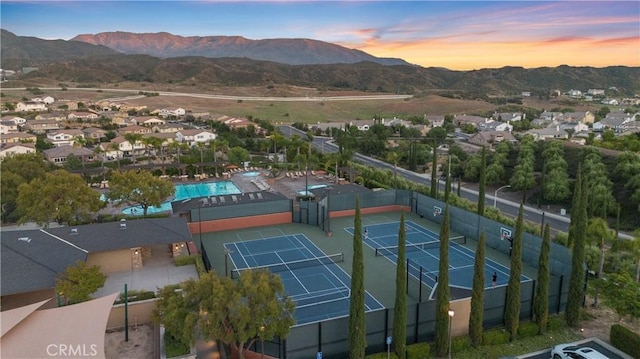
[232, 195, 238, 203]
[249, 193, 255, 200]
[219, 196, 226, 203]
[256, 192, 264, 200]
[210, 196, 217, 204]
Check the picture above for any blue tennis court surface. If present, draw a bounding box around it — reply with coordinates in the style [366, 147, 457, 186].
[225, 234, 384, 325]
[346, 221, 530, 292]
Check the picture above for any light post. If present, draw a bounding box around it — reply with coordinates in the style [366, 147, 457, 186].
[386, 336, 392, 359]
[259, 325, 265, 359]
[448, 310, 455, 359]
[493, 185, 511, 208]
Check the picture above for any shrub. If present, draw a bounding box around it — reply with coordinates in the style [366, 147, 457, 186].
[407, 342, 430, 359]
[164, 331, 190, 358]
[451, 336, 471, 353]
[610, 324, 640, 359]
[482, 328, 510, 345]
[174, 255, 197, 266]
[195, 255, 207, 276]
[115, 290, 155, 304]
[547, 315, 566, 331]
[517, 321, 540, 339]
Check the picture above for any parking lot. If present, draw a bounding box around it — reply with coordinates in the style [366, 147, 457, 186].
[519, 338, 632, 359]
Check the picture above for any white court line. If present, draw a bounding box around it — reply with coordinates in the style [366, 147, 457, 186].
[226, 242, 249, 269]
[275, 252, 310, 294]
[299, 233, 385, 310]
[288, 234, 350, 293]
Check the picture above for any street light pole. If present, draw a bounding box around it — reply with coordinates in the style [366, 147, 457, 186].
[493, 185, 512, 208]
[448, 310, 455, 359]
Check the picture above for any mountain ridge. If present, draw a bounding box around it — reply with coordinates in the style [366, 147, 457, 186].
[70, 31, 411, 66]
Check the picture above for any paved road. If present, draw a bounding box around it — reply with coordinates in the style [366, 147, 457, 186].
[2, 87, 413, 102]
[522, 338, 632, 359]
[279, 125, 634, 239]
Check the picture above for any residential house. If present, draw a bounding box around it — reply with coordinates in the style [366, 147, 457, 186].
[587, 89, 605, 96]
[35, 112, 66, 122]
[134, 116, 165, 127]
[453, 115, 488, 128]
[619, 121, 640, 134]
[31, 96, 55, 104]
[428, 115, 445, 128]
[119, 125, 152, 136]
[1, 116, 27, 126]
[478, 121, 512, 132]
[154, 108, 186, 118]
[539, 111, 563, 121]
[42, 145, 94, 165]
[102, 136, 146, 158]
[560, 111, 595, 124]
[153, 123, 184, 133]
[142, 132, 175, 156]
[67, 111, 99, 122]
[493, 112, 524, 122]
[593, 111, 637, 132]
[222, 117, 255, 130]
[82, 127, 108, 142]
[23, 119, 60, 134]
[176, 129, 217, 146]
[15, 101, 47, 112]
[567, 90, 582, 98]
[468, 131, 517, 148]
[349, 119, 375, 131]
[621, 98, 640, 106]
[0, 143, 36, 159]
[46, 129, 85, 147]
[526, 126, 569, 141]
[600, 98, 619, 106]
[559, 122, 589, 134]
[521, 91, 531, 97]
[0, 120, 19, 134]
[1, 132, 37, 145]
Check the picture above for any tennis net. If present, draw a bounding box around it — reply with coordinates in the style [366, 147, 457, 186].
[375, 235, 466, 257]
[231, 253, 344, 279]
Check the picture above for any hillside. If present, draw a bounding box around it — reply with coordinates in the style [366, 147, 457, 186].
[0, 29, 119, 69]
[70, 31, 410, 66]
[2, 29, 639, 96]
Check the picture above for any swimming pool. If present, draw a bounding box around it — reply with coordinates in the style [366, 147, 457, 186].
[242, 171, 261, 177]
[122, 181, 241, 215]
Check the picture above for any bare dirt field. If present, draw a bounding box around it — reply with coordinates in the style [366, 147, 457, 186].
[578, 296, 640, 344]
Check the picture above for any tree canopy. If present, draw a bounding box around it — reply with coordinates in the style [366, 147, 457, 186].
[16, 169, 104, 226]
[155, 270, 295, 359]
[55, 260, 107, 305]
[106, 170, 174, 216]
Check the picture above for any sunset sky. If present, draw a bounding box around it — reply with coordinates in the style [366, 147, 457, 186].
[2, 1, 638, 70]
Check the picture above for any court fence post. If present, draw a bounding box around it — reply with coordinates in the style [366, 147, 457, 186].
[318, 321, 322, 353]
[556, 275, 564, 313]
[418, 266, 423, 302]
[414, 301, 420, 343]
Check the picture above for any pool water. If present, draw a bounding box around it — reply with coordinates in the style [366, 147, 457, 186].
[121, 181, 241, 215]
[242, 171, 261, 177]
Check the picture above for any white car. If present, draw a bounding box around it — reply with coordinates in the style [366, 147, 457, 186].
[550, 344, 609, 359]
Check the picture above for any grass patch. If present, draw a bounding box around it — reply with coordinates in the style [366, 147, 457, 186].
[452, 327, 580, 359]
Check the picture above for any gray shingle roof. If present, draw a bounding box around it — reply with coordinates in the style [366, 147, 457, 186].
[1, 230, 87, 296]
[1, 217, 192, 296]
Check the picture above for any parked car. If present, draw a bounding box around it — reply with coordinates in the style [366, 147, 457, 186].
[551, 344, 609, 359]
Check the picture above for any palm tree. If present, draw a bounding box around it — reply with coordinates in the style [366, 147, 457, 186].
[124, 133, 143, 164]
[109, 142, 121, 169]
[73, 135, 88, 169]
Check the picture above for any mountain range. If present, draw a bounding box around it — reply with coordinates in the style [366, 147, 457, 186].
[70, 31, 410, 66]
[2, 29, 639, 96]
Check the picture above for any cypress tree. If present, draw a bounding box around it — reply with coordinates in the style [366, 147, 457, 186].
[469, 232, 486, 346]
[434, 204, 451, 357]
[392, 212, 407, 359]
[478, 147, 487, 216]
[534, 223, 551, 334]
[567, 165, 584, 249]
[349, 197, 366, 358]
[566, 166, 588, 327]
[505, 204, 524, 341]
[444, 166, 452, 203]
[431, 142, 438, 198]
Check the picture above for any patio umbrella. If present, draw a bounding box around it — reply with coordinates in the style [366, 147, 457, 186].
[226, 164, 238, 169]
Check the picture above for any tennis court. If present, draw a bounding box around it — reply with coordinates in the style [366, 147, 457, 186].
[346, 220, 530, 293]
[224, 233, 384, 325]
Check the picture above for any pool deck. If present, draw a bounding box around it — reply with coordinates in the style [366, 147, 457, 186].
[98, 168, 342, 215]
